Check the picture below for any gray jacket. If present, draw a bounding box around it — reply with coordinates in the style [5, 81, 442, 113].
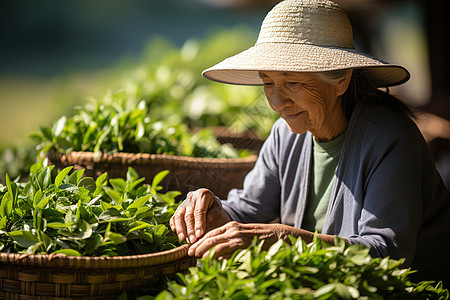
[222, 101, 450, 284]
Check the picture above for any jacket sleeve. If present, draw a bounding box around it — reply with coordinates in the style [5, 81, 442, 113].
[221, 120, 283, 223]
[344, 115, 437, 266]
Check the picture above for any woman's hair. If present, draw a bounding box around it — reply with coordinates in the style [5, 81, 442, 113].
[317, 69, 414, 120]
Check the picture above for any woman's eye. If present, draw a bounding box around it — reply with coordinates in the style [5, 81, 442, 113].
[287, 82, 302, 90]
[263, 82, 273, 87]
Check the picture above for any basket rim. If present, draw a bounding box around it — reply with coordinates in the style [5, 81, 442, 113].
[47, 150, 258, 165]
[0, 244, 190, 269]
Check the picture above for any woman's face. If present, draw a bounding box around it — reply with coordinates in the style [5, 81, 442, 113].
[259, 71, 348, 141]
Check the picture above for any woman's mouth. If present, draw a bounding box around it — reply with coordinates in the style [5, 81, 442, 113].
[283, 112, 303, 120]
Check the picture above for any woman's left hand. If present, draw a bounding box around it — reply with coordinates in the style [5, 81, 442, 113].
[187, 221, 287, 259]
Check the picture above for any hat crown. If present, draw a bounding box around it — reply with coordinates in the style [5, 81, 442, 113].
[256, 0, 354, 49]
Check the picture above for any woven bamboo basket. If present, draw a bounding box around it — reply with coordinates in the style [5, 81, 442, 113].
[0, 244, 195, 299]
[207, 126, 265, 153]
[47, 151, 258, 200]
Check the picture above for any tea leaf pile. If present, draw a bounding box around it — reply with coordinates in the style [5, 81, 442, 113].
[34, 91, 248, 159]
[154, 236, 448, 300]
[0, 161, 182, 256]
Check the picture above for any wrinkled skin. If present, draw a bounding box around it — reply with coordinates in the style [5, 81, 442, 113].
[188, 221, 289, 259]
[260, 71, 351, 142]
[170, 189, 231, 244]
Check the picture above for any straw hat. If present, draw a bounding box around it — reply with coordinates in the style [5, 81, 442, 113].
[202, 0, 410, 87]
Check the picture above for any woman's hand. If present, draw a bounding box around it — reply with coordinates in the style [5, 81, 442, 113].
[169, 188, 231, 244]
[187, 222, 287, 259]
[187, 222, 342, 259]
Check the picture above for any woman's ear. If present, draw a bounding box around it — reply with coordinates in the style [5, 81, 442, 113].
[336, 69, 353, 96]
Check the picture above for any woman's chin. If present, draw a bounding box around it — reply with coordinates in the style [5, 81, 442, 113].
[285, 121, 308, 135]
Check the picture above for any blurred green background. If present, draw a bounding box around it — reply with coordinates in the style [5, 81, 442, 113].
[0, 0, 272, 148]
[0, 0, 434, 144]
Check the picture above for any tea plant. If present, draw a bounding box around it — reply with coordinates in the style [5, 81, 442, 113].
[33, 90, 248, 159]
[0, 161, 183, 256]
[119, 26, 278, 137]
[152, 236, 448, 299]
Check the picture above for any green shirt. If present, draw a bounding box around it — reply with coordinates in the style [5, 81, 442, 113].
[302, 132, 345, 233]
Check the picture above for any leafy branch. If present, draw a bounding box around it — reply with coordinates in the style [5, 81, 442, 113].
[0, 161, 182, 256]
[33, 91, 250, 159]
[153, 236, 448, 300]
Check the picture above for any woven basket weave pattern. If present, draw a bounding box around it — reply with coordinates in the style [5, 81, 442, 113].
[47, 151, 257, 200]
[0, 245, 195, 299]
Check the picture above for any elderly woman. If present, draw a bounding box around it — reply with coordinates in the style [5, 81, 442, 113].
[170, 0, 450, 285]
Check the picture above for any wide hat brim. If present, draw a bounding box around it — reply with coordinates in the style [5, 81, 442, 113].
[202, 42, 410, 88]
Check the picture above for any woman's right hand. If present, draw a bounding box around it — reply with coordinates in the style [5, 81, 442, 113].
[169, 188, 231, 244]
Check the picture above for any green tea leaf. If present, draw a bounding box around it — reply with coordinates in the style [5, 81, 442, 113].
[154, 290, 173, 300]
[5, 173, 18, 203]
[47, 222, 68, 228]
[10, 230, 39, 248]
[57, 183, 79, 193]
[127, 222, 151, 235]
[32, 189, 43, 208]
[93, 128, 111, 154]
[95, 172, 109, 186]
[314, 283, 335, 298]
[0, 216, 7, 230]
[37, 230, 53, 253]
[127, 177, 146, 194]
[64, 210, 75, 229]
[135, 121, 145, 141]
[105, 231, 127, 244]
[52, 116, 67, 137]
[151, 170, 170, 190]
[105, 189, 122, 205]
[53, 248, 83, 256]
[85, 233, 102, 254]
[0, 194, 9, 218]
[126, 194, 151, 212]
[55, 166, 74, 186]
[266, 239, 284, 259]
[39, 126, 53, 141]
[38, 165, 54, 190]
[109, 178, 126, 192]
[126, 167, 140, 183]
[83, 122, 98, 146]
[104, 222, 126, 244]
[100, 200, 113, 211]
[99, 208, 131, 223]
[134, 207, 154, 220]
[69, 169, 85, 185]
[25, 241, 43, 254]
[78, 177, 96, 193]
[73, 220, 93, 240]
[36, 196, 50, 210]
[152, 224, 169, 244]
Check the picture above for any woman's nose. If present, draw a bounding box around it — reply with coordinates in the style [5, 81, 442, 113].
[269, 86, 290, 111]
